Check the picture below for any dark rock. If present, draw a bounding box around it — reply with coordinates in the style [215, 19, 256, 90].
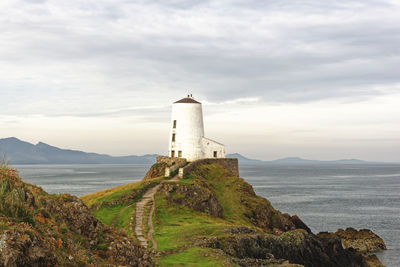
[228, 226, 257, 235]
[206, 229, 373, 267]
[160, 183, 223, 217]
[0, 226, 57, 267]
[0, 165, 154, 267]
[46, 194, 105, 245]
[322, 228, 387, 253]
[289, 215, 312, 234]
[144, 162, 168, 180]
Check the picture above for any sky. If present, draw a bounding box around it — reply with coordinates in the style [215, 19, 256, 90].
[0, 0, 399, 162]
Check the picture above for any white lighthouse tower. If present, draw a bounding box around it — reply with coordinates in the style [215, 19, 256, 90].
[168, 95, 225, 161]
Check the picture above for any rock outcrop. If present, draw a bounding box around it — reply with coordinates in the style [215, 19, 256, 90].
[0, 224, 57, 267]
[143, 162, 168, 180]
[151, 161, 386, 267]
[317, 230, 385, 267]
[206, 229, 370, 267]
[321, 228, 386, 253]
[2, 159, 387, 267]
[159, 182, 224, 217]
[160, 162, 310, 234]
[0, 165, 154, 266]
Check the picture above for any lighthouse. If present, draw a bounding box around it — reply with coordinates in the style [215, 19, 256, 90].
[168, 95, 225, 161]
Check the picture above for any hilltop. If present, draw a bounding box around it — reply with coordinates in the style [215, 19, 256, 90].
[82, 159, 385, 266]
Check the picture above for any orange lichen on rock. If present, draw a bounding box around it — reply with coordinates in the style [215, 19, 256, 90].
[57, 237, 62, 248]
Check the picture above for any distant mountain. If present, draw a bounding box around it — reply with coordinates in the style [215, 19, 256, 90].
[0, 137, 386, 165]
[225, 153, 263, 163]
[0, 137, 158, 164]
[269, 157, 318, 164]
[227, 153, 384, 165]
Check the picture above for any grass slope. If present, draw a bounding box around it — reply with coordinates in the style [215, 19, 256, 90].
[80, 162, 295, 266]
[81, 175, 166, 240]
[152, 163, 275, 265]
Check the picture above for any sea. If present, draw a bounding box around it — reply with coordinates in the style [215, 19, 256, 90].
[12, 163, 400, 267]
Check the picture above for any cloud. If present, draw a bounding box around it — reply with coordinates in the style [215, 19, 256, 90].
[1, 0, 399, 111]
[0, 0, 399, 160]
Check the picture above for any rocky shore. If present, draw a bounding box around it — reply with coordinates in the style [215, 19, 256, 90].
[318, 228, 387, 253]
[1, 162, 387, 266]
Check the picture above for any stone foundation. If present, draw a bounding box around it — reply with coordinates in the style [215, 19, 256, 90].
[156, 156, 186, 166]
[179, 158, 239, 178]
[156, 156, 187, 177]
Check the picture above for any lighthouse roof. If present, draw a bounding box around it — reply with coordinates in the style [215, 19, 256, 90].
[174, 97, 201, 104]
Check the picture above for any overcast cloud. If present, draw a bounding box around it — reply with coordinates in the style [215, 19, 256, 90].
[0, 0, 399, 161]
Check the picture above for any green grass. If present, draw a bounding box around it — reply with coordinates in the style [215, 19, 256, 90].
[81, 181, 142, 207]
[158, 247, 232, 267]
[154, 195, 230, 252]
[178, 172, 196, 185]
[81, 176, 165, 208]
[92, 204, 126, 226]
[81, 162, 275, 265]
[203, 166, 251, 225]
[114, 204, 135, 230]
[183, 163, 268, 229]
[92, 202, 135, 233]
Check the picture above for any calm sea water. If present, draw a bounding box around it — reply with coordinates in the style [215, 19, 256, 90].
[13, 163, 400, 267]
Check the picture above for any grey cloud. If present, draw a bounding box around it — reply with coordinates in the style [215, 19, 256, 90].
[0, 0, 399, 114]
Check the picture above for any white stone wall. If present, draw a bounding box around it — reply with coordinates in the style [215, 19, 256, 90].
[201, 137, 225, 158]
[169, 102, 205, 161]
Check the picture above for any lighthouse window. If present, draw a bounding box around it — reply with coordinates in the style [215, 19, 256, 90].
[172, 133, 176, 142]
[171, 150, 175, 157]
[213, 151, 217, 158]
[173, 120, 177, 128]
[178, 151, 182, 157]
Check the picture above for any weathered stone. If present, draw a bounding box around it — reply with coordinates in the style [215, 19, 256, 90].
[160, 183, 223, 217]
[206, 229, 372, 267]
[0, 166, 154, 267]
[333, 228, 386, 253]
[180, 158, 239, 178]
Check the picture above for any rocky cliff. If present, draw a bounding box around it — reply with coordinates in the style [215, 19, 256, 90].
[1, 160, 386, 267]
[153, 162, 385, 267]
[0, 164, 153, 266]
[82, 161, 386, 266]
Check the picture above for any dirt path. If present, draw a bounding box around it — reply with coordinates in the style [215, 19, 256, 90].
[135, 174, 181, 249]
[134, 184, 162, 248]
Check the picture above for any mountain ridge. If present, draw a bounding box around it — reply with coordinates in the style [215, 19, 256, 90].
[226, 153, 388, 165]
[0, 137, 389, 165]
[0, 137, 158, 164]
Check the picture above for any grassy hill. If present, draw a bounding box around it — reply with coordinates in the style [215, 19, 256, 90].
[81, 161, 382, 267]
[1, 159, 384, 266]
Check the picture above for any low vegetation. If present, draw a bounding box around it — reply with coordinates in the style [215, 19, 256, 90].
[0, 164, 152, 266]
[1, 160, 384, 266]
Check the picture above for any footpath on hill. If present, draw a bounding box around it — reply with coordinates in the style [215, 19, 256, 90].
[134, 173, 181, 249]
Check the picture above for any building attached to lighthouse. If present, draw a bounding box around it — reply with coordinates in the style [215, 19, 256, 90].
[168, 95, 225, 161]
